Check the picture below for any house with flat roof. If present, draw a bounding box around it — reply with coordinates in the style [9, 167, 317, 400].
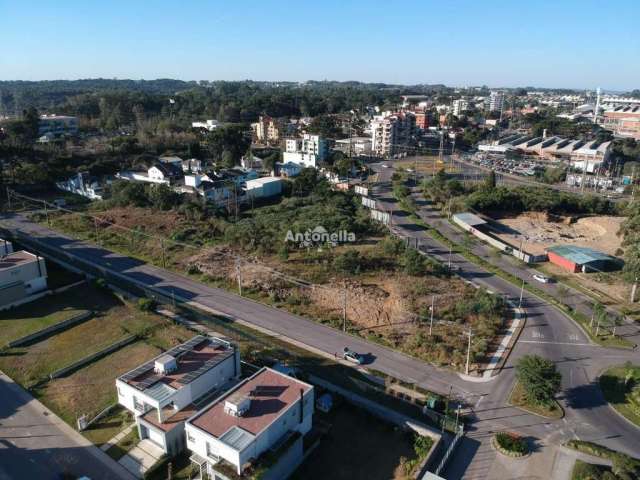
[0, 250, 47, 309]
[116, 335, 240, 455]
[185, 367, 314, 479]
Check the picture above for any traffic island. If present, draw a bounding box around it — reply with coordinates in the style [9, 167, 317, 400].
[507, 381, 564, 420]
[599, 364, 640, 428]
[492, 432, 529, 458]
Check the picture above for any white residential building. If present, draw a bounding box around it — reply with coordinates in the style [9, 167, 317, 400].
[116, 335, 240, 456]
[282, 134, 329, 168]
[488, 91, 505, 112]
[0, 250, 48, 309]
[334, 137, 373, 156]
[370, 111, 415, 157]
[56, 172, 104, 200]
[452, 99, 469, 117]
[185, 367, 314, 478]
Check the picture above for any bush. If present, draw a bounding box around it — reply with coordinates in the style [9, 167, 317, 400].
[137, 297, 157, 312]
[333, 250, 364, 275]
[515, 355, 561, 407]
[494, 432, 528, 456]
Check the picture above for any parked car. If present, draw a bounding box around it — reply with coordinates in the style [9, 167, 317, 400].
[342, 347, 363, 364]
[381, 164, 389, 168]
[532, 273, 549, 283]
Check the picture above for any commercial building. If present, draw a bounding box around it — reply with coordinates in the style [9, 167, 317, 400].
[370, 111, 416, 157]
[546, 245, 621, 273]
[282, 134, 329, 168]
[0, 250, 48, 309]
[602, 105, 640, 140]
[244, 177, 283, 199]
[116, 335, 240, 456]
[478, 134, 611, 170]
[186, 367, 314, 479]
[38, 115, 78, 137]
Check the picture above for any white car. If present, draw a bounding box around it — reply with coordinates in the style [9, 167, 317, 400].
[342, 347, 363, 365]
[532, 273, 549, 283]
[381, 164, 390, 168]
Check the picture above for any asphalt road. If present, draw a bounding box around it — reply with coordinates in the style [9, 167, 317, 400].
[371, 162, 640, 478]
[0, 372, 135, 480]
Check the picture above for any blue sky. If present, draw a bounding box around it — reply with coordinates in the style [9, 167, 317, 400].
[1, 0, 638, 90]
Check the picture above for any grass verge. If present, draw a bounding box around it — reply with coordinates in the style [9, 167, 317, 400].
[508, 381, 563, 419]
[599, 364, 640, 428]
[105, 428, 139, 461]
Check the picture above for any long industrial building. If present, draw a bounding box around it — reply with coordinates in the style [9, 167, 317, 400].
[479, 134, 611, 171]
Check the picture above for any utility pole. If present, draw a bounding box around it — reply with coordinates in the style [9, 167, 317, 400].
[161, 239, 166, 269]
[236, 259, 243, 296]
[631, 276, 638, 303]
[518, 279, 525, 308]
[94, 217, 100, 245]
[448, 245, 452, 270]
[465, 327, 472, 376]
[343, 281, 347, 332]
[429, 295, 435, 335]
[44, 200, 49, 226]
[5, 187, 11, 211]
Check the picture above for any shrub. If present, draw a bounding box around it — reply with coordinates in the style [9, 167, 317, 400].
[494, 432, 528, 456]
[137, 297, 156, 312]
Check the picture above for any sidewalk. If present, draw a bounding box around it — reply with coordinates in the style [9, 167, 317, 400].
[101, 423, 136, 452]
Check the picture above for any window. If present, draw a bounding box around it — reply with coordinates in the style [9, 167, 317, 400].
[206, 442, 218, 460]
[187, 430, 195, 443]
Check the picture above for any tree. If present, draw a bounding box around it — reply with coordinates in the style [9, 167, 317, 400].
[516, 355, 561, 407]
[333, 250, 363, 274]
[148, 184, 180, 210]
[484, 170, 497, 190]
[402, 248, 426, 276]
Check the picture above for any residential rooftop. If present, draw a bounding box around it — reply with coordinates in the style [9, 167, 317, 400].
[189, 368, 312, 442]
[118, 335, 235, 393]
[0, 251, 41, 270]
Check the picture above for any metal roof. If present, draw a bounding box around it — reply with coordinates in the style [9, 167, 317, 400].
[453, 212, 487, 227]
[144, 382, 177, 403]
[219, 426, 255, 452]
[546, 245, 616, 265]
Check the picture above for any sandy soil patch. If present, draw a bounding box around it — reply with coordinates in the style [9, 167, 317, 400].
[492, 212, 624, 256]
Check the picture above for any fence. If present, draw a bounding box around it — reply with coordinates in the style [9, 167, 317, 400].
[49, 334, 137, 379]
[8, 310, 93, 348]
[432, 426, 464, 477]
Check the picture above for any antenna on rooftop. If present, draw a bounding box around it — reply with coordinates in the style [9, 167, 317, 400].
[593, 87, 601, 124]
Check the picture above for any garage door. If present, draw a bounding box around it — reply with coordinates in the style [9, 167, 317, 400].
[148, 426, 165, 448]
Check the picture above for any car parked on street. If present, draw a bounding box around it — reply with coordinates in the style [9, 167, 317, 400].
[342, 347, 363, 364]
[532, 273, 550, 283]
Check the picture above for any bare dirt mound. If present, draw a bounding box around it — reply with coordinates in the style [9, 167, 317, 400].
[495, 212, 624, 256]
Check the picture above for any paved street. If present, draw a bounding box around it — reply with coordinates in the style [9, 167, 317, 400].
[0, 372, 135, 480]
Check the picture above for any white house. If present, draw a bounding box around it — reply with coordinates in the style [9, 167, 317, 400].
[116, 335, 240, 456]
[56, 172, 105, 200]
[185, 367, 314, 478]
[192, 120, 220, 131]
[244, 177, 283, 199]
[0, 250, 48, 309]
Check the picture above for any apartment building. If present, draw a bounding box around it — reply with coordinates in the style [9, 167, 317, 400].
[185, 367, 314, 479]
[116, 335, 240, 455]
[282, 134, 329, 168]
[488, 91, 505, 112]
[333, 137, 373, 156]
[370, 111, 416, 157]
[453, 98, 469, 117]
[0, 249, 48, 309]
[251, 116, 286, 145]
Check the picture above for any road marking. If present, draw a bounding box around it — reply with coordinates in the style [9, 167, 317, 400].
[532, 330, 545, 339]
[568, 334, 579, 341]
[519, 340, 596, 347]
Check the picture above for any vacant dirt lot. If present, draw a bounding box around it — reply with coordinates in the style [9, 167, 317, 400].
[492, 212, 624, 256]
